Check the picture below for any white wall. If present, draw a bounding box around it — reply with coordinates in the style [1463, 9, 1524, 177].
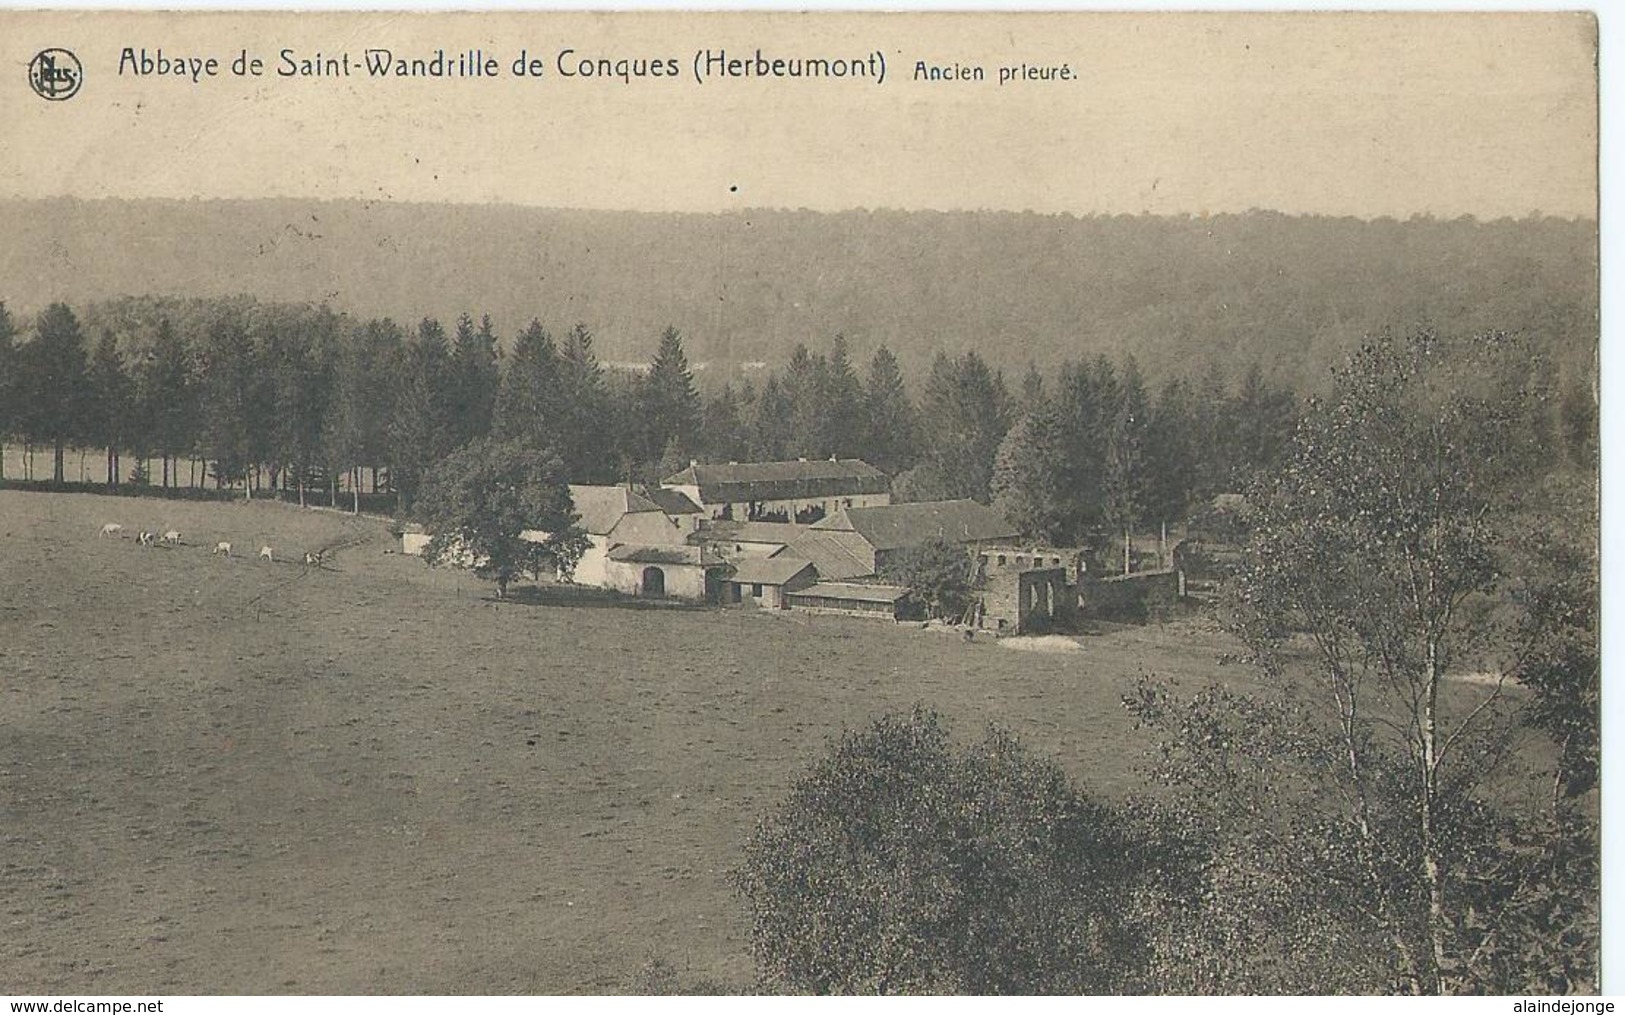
[602, 560, 710, 600]
[568, 534, 612, 587]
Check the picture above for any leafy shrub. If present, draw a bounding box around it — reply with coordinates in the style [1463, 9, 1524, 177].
[879, 538, 978, 620]
[733, 707, 1149, 994]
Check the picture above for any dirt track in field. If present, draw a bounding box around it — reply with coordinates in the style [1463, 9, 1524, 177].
[0, 489, 1533, 994]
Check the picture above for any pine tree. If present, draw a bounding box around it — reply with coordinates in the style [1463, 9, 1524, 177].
[702, 383, 749, 464]
[747, 375, 792, 463]
[602, 369, 646, 485]
[450, 312, 501, 447]
[266, 309, 335, 504]
[916, 351, 1012, 503]
[495, 319, 563, 451]
[861, 346, 919, 476]
[1142, 376, 1200, 560]
[823, 334, 865, 458]
[1228, 363, 1298, 487]
[388, 317, 456, 511]
[557, 322, 614, 481]
[139, 318, 199, 489]
[87, 330, 134, 487]
[19, 303, 91, 484]
[641, 326, 702, 467]
[199, 317, 259, 495]
[326, 317, 404, 511]
[1053, 358, 1118, 535]
[991, 401, 1072, 543]
[782, 343, 826, 459]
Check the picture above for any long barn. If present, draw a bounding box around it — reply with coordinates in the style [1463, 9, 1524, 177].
[661, 458, 891, 523]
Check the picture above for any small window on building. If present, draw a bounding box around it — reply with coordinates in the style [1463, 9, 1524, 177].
[752, 583, 763, 597]
[1015, 555, 1026, 566]
[997, 554, 1007, 566]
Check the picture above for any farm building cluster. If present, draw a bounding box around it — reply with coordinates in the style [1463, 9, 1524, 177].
[403, 457, 1178, 633]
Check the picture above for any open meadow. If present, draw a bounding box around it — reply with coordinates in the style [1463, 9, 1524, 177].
[0, 490, 1545, 994]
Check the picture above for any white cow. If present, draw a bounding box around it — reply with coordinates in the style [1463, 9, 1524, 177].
[136, 531, 155, 547]
[258, 546, 274, 562]
[98, 523, 123, 538]
[161, 530, 181, 545]
[213, 541, 232, 557]
[303, 550, 324, 567]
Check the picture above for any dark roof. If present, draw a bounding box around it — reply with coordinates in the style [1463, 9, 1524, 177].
[790, 582, 912, 604]
[811, 500, 1020, 551]
[568, 485, 664, 535]
[727, 555, 817, 586]
[662, 459, 890, 504]
[786, 528, 876, 581]
[606, 544, 727, 567]
[697, 520, 811, 546]
[641, 486, 703, 515]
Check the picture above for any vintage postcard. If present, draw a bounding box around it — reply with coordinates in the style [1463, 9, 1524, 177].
[0, 9, 1601, 998]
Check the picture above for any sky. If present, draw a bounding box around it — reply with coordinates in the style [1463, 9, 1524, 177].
[0, 11, 1598, 218]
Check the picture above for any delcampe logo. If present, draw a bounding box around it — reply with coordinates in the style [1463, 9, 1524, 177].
[28, 48, 82, 101]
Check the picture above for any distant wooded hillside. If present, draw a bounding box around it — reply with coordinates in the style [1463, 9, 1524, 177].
[0, 199, 1596, 388]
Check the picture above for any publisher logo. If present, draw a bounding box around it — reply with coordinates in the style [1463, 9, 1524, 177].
[28, 48, 82, 101]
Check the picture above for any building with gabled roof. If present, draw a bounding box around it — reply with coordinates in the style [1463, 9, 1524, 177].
[723, 555, 818, 610]
[784, 527, 878, 581]
[567, 484, 665, 535]
[640, 485, 705, 533]
[600, 543, 730, 600]
[808, 499, 1021, 573]
[692, 519, 811, 561]
[522, 484, 690, 592]
[661, 458, 891, 523]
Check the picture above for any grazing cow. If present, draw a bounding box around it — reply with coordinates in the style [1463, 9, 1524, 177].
[258, 546, 274, 562]
[98, 523, 123, 538]
[213, 541, 232, 557]
[136, 531, 155, 547]
[303, 550, 324, 567]
[161, 530, 181, 545]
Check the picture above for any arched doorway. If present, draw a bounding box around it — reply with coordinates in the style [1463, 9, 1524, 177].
[641, 566, 666, 597]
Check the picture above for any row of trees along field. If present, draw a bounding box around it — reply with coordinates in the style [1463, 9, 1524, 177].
[0, 296, 1277, 519]
[0, 296, 1596, 528]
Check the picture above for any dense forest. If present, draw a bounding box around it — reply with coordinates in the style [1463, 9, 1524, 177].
[0, 200, 1597, 390]
[0, 294, 1595, 555]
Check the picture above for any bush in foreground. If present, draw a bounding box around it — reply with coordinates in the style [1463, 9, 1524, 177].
[733, 708, 1148, 994]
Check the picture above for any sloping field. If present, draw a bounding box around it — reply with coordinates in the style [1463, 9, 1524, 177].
[0, 490, 1520, 994]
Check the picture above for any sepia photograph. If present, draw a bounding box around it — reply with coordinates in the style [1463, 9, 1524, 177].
[0, 9, 1603, 998]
